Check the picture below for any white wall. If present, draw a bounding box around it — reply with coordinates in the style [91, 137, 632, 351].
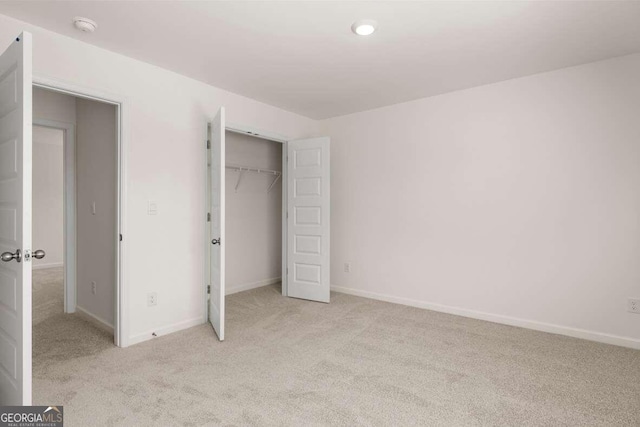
[225, 132, 282, 293]
[76, 98, 117, 327]
[32, 85, 76, 124]
[32, 87, 75, 271]
[0, 14, 318, 345]
[322, 53, 640, 348]
[32, 126, 64, 268]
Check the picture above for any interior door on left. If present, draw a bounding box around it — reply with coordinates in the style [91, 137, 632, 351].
[0, 32, 33, 406]
[208, 107, 225, 341]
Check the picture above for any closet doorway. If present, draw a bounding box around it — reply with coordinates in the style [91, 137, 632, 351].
[205, 107, 330, 341]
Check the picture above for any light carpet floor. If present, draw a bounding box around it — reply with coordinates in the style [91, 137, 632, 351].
[33, 269, 640, 426]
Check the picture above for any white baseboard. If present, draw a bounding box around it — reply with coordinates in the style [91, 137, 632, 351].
[127, 277, 281, 346]
[128, 316, 205, 346]
[32, 262, 64, 270]
[331, 285, 640, 350]
[76, 305, 114, 333]
[226, 277, 281, 295]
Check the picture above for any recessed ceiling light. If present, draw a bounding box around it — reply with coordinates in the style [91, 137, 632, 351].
[73, 16, 98, 33]
[351, 19, 377, 36]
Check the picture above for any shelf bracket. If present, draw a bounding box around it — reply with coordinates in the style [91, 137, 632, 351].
[234, 170, 245, 193]
[267, 174, 281, 193]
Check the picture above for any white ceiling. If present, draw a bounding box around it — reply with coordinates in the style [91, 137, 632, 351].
[1, 1, 640, 119]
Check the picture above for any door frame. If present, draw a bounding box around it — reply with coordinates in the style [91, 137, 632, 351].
[204, 120, 290, 322]
[32, 119, 76, 314]
[33, 75, 129, 348]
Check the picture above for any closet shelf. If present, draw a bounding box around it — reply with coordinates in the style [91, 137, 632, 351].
[226, 164, 282, 193]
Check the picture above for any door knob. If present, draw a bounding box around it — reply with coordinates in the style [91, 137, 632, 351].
[33, 250, 46, 259]
[211, 238, 221, 245]
[1, 249, 22, 263]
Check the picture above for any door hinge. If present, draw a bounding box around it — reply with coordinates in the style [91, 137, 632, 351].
[207, 212, 211, 222]
[207, 140, 211, 149]
[286, 267, 289, 276]
[207, 285, 211, 294]
[119, 234, 123, 242]
[286, 210, 289, 219]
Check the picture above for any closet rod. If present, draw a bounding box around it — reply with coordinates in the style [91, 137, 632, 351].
[225, 164, 281, 176]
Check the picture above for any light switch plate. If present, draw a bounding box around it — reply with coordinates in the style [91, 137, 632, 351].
[148, 200, 158, 215]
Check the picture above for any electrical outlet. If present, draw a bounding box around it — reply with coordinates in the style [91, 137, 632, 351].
[147, 292, 158, 307]
[628, 298, 640, 314]
[344, 262, 351, 273]
[91, 281, 96, 295]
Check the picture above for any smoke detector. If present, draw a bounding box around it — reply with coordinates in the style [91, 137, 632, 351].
[73, 17, 98, 33]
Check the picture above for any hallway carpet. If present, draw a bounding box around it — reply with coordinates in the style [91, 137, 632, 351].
[33, 270, 640, 426]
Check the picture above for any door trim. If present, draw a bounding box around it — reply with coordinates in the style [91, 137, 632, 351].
[33, 75, 129, 348]
[32, 119, 76, 314]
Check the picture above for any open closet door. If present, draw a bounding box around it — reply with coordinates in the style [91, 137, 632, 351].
[0, 32, 33, 405]
[208, 108, 225, 341]
[287, 137, 330, 303]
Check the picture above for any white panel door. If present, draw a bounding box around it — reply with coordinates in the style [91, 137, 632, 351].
[287, 137, 330, 303]
[208, 108, 225, 340]
[0, 32, 32, 405]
